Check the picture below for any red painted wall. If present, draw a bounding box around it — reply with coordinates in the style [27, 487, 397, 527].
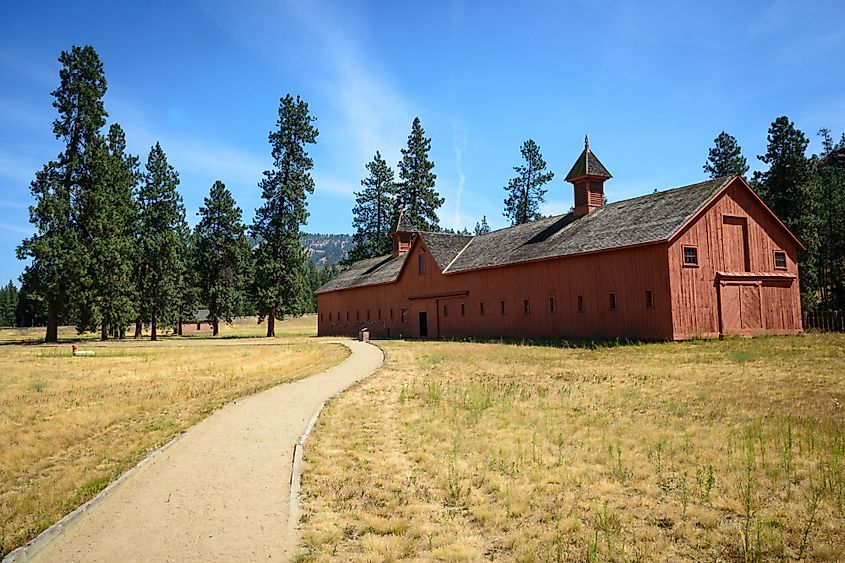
[317, 239, 674, 341]
[667, 179, 802, 339]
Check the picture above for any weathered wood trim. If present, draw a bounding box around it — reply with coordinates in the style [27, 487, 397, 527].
[715, 271, 796, 281]
[442, 237, 474, 273]
[408, 290, 470, 301]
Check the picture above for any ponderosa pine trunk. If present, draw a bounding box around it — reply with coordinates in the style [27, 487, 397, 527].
[267, 306, 276, 337]
[134, 317, 142, 339]
[177, 318, 183, 336]
[101, 322, 108, 341]
[45, 300, 59, 343]
[213, 318, 219, 336]
[151, 313, 157, 341]
[119, 325, 126, 339]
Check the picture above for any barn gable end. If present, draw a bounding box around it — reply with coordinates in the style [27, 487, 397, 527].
[667, 177, 803, 339]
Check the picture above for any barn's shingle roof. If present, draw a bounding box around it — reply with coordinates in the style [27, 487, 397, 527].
[317, 253, 406, 293]
[317, 176, 732, 293]
[418, 232, 474, 270]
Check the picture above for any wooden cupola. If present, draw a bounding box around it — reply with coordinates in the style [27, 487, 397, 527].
[391, 208, 417, 257]
[566, 135, 612, 218]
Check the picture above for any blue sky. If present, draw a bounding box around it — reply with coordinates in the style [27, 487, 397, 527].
[1, 0, 844, 285]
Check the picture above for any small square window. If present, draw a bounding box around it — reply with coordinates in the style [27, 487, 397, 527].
[549, 296, 556, 313]
[460, 303, 465, 316]
[645, 289, 654, 309]
[683, 246, 699, 266]
[418, 253, 426, 274]
[401, 308, 408, 323]
[523, 298, 530, 315]
[443, 304, 448, 317]
[773, 250, 787, 270]
[500, 300, 507, 315]
[577, 295, 585, 313]
[480, 302, 485, 316]
[609, 292, 617, 311]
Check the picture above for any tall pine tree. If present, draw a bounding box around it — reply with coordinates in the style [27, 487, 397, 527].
[755, 116, 819, 308]
[75, 124, 138, 339]
[396, 117, 442, 231]
[17, 45, 108, 342]
[503, 139, 554, 225]
[815, 128, 845, 309]
[195, 180, 252, 335]
[348, 151, 396, 261]
[251, 94, 318, 337]
[703, 131, 749, 179]
[137, 142, 186, 340]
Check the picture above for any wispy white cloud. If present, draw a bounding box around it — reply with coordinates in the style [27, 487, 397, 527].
[0, 51, 56, 87]
[197, 0, 417, 199]
[777, 30, 844, 64]
[0, 96, 54, 135]
[312, 172, 355, 198]
[108, 97, 267, 195]
[539, 198, 570, 218]
[166, 137, 266, 190]
[287, 2, 416, 189]
[0, 148, 41, 184]
[0, 223, 31, 234]
[452, 123, 468, 229]
[0, 199, 29, 209]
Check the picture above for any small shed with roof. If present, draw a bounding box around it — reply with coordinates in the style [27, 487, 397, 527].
[316, 139, 803, 340]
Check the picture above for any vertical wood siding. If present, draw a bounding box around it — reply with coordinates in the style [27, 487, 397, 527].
[317, 240, 673, 341]
[667, 179, 802, 339]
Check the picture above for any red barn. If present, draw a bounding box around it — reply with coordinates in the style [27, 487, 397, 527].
[316, 141, 804, 340]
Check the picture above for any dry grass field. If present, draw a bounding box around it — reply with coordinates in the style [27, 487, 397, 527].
[299, 334, 845, 561]
[0, 314, 344, 557]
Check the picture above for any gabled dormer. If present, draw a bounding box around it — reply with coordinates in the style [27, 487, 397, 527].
[391, 208, 418, 256]
[566, 136, 612, 218]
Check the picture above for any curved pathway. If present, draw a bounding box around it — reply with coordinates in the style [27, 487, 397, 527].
[12, 340, 383, 562]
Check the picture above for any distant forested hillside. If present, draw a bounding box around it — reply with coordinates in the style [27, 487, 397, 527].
[302, 233, 352, 267]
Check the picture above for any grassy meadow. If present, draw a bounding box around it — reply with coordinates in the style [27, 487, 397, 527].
[299, 334, 845, 561]
[0, 314, 345, 557]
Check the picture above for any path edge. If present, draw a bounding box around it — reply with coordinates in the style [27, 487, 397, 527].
[286, 340, 384, 552]
[2, 432, 187, 563]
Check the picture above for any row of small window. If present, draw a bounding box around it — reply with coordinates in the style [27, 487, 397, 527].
[321, 290, 656, 323]
[452, 292, 654, 316]
[682, 246, 787, 269]
[325, 308, 408, 323]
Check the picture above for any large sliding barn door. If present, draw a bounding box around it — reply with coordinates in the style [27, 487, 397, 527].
[719, 282, 762, 335]
[739, 285, 762, 330]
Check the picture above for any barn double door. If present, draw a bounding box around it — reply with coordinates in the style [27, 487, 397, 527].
[718, 281, 762, 335]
